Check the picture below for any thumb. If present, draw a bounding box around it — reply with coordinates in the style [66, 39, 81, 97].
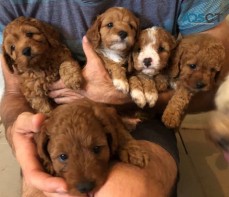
[82, 36, 100, 62]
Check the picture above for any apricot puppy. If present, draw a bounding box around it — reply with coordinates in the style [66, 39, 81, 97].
[2, 17, 83, 114]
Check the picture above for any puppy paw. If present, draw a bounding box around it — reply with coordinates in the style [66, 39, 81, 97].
[119, 140, 150, 168]
[145, 91, 158, 108]
[162, 110, 181, 128]
[67, 72, 83, 90]
[130, 89, 146, 108]
[113, 79, 129, 94]
[60, 61, 83, 90]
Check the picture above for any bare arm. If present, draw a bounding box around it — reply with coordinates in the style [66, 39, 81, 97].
[0, 54, 33, 146]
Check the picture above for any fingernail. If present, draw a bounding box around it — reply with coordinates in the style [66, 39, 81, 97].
[56, 187, 67, 194]
[83, 36, 89, 43]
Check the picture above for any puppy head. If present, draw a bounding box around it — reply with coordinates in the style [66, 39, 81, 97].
[2, 16, 60, 73]
[131, 27, 176, 76]
[35, 99, 123, 196]
[169, 34, 225, 92]
[86, 7, 139, 55]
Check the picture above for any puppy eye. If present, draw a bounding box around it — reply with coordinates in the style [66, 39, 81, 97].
[26, 32, 33, 38]
[107, 22, 113, 28]
[137, 47, 141, 52]
[158, 46, 165, 53]
[92, 146, 102, 154]
[58, 154, 68, 162]
[129, 23, 134, 29]
[10, 45, 15, 53]
[211, 68, 216, 72]
[189, 64, 197, 69]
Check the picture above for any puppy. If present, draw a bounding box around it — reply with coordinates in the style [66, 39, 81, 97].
[2, 17, 83, 114]
[86, 7, 139, 94]
[208, 74, 229, 160]
[129, 27, 176, 108]
[162, 34, 225, 128]
[35, 99, 149, 196]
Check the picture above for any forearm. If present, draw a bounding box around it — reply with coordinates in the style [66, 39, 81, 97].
[0, 54, 33, 147]
[0, 92, 33, 145]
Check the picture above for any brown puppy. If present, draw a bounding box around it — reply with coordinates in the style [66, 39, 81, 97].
[2, 17, 83, 114]
[86, 7, 139, 94]
[129, 27, 176, 108]
[35, 99, 149, 196]
[162, 34, 225, 128]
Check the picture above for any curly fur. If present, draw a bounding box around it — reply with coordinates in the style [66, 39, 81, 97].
[86, 7, 139, 94]
[2, 17, 83, 114]
[129, 27, 176, 108]
[162, 34, 225, 128]
[34, 99, 149, 196]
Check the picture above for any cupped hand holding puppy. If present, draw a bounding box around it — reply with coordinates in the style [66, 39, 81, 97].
[49, 36, 131, 105]
[11, 112, 79, 197]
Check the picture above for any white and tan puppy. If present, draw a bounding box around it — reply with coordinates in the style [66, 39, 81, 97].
[129, 26, 176, 108]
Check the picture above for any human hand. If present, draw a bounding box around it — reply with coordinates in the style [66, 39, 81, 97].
[49, 36, 130, 105]
[11, 112, 77, 196]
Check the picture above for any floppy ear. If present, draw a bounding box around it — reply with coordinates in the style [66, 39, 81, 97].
[2, 46, 15, 73]
[92, 103, 134, 156]
[34, 125, 54, 174]
[92, 104, 119, 155]
[28, 18, 61, 47]
[168, 40, 184, 78]
[127, 52, 134, 73]
[86, 15, 102, 49]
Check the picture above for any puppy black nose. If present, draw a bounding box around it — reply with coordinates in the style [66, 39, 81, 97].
[76, 181, 95, 193]
[119, 31, 128, 40]
[196, 81, 206, 89]
[22, 47, 31, 57]
[143, 58, 152, 67]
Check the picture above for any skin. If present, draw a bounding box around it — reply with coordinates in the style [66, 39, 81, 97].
[1, 18, 229, 197]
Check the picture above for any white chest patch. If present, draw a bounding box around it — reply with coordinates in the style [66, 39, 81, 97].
[100, 48, 124, 63]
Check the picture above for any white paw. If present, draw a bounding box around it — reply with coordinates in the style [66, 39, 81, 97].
[131, 89, 146, 108]
[113, 79, 129, 94]
[145, 92, 158, 107]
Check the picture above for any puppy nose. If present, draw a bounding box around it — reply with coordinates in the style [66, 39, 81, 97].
[196, 81, 206, 89]
[143, 58, 152, 67]
[76, 181, 95, 193]
[119, 31, 128, 40]
[22, 47, 31, 57]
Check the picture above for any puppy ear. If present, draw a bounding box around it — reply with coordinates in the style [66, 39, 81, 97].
[212, 42, 226, 72]
[127, 52, 134, 73]
[2, 46, 15, 73]
[92, 104, 119, 154]
[86, 15, 102, 49]
[28, 18, 60, 47]
[168, 40, 184, 78]
[92, 103, 133, 155]
[34, 125, 54, 174]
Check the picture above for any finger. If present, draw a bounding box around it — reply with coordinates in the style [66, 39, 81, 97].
[28, 171, 68, 194]
[14, 112, 46, 133]
[48, 88, 81, 98]
[82, 36, 98, 60]
[54, 94, 84, 104]
[48, 80, 66, 91]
